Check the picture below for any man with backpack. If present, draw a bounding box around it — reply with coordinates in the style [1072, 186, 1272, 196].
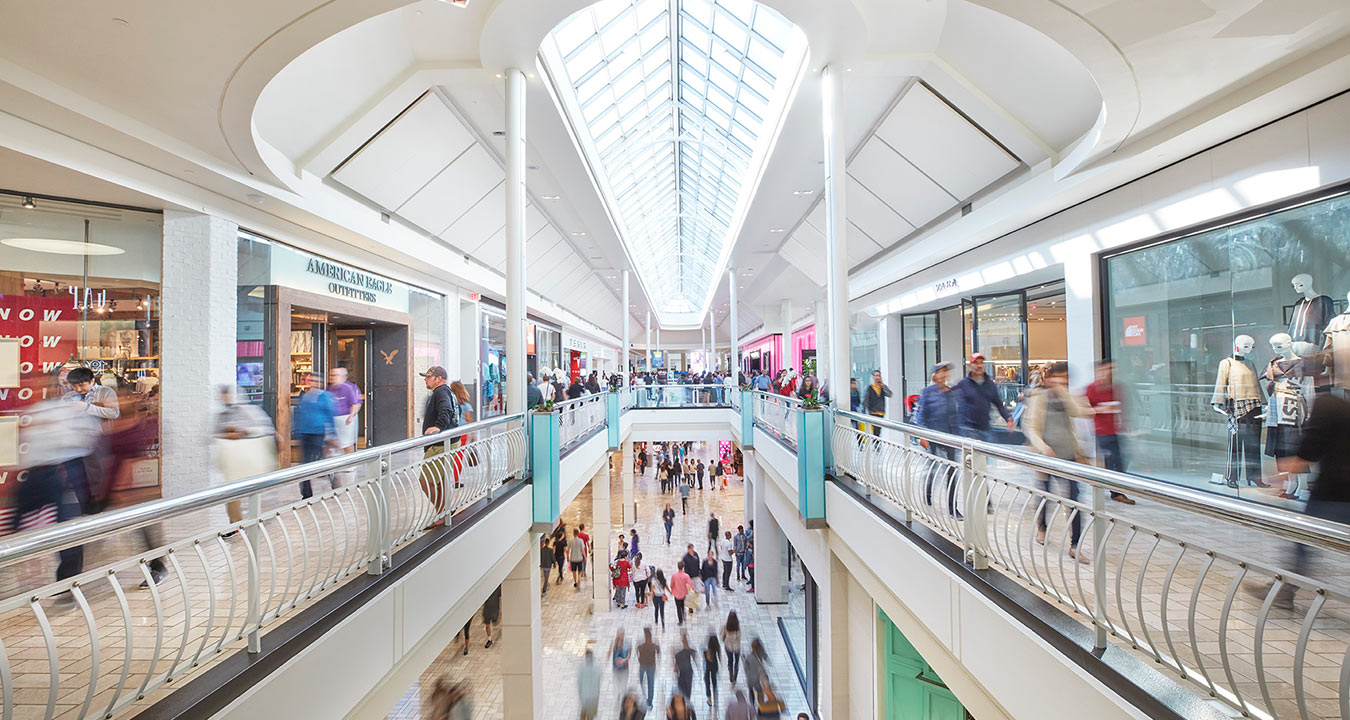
[419, 366, 459, 519]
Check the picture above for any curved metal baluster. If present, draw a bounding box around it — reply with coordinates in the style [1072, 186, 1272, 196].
[1218, 566, 1252, 717]
[1159, 542, 1188, 675]
[70, 584, 100, 719]
[0, 634, 12, 720]
[1294, 591, 1326, 720]
[190, 540, 218, 668]
[103, 574, 136, 718]
[332, 489, 357, 578]
[30, 597, 58, 718]
[300, 502, 322, 597]
[134, 560, 166, 701]
[1054, 505, 1076, 604]
[316, 493, 340, 586]
[256, 516, 280, 622]
[1253, 578, 1283, 717]
[1185, 551, 1217, 694]
[1114, 527, 1140, 649]
[167, 550, 193, 679]
[214, 534, 241, 648]
[272, 510, 297, 614]
[1071, 513, 1095, 615]
[1032, 495, 1053, 594]
[1133, 534, 1162, 661]
[1011, 491, 1038, 583]
[290, 505, 312, 605]
[1095, 520, 1119, 636]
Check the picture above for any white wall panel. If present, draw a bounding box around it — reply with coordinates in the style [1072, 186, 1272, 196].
[441, 182, 505, 252]
[875, 84, 1018, 200]
[332, 95, 475, 212]
[847, 175, 914, 249]
[849, 137, 954, 229]
[1309, 92, 1350, 186]
[779, 233, 827, 285]
[396, 144, 502, 234]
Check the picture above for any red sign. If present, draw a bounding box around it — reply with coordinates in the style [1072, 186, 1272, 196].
[0, 296, 81, 411]
[1122, 316, 1147, 346]
[468, 293, 481, 301]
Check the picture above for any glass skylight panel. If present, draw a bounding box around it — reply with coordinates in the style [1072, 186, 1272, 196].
[542, 0, 806, 323]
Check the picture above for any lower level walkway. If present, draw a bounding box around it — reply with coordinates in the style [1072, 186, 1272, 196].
[389, 441, 809, 718]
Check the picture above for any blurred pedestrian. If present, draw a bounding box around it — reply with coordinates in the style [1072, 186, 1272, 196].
[863, 370, 892, 436]
[664, 504, 676, 543]
[214, 385, 277, 524]
[327, 367, 363, 458]
[619, 691, 648, 720]
[650, 568, 669, 631]
[1083, 360, 1134, 503]
[667, 693, 696, 720]
[612, 628, 632, 691]
[914, 362, 960, 518]
[637, 626, 661, 707]
[671, 561, 693, 625]
[293, 372, 337, 498]
[578, 649, 601, 720]
[674, 631, 697, 699]
[481, 584, 501, 648]
[725, 689, 753, 720]
[1024, 362, 1092, 563]
[707, 512, 719, 555]
[679, 475, 691, 514]
[721, 611, 741, 683]
[703, 633, 721, 708]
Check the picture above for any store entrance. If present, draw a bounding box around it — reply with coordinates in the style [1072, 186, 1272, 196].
[269, 286, 412, 467]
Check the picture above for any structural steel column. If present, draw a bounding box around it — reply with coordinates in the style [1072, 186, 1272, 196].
[645, 311, 652, 372]
[505, 68, 527, 415]
[592, 461, 612, 613]
[822, 65, 850, 402]
[622, 270, 631, 389]
[501, 541, 542, 719]
[729, 269, 739, 380]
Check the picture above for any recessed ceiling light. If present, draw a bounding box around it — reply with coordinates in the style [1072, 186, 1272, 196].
[792, 190, 813, 196]
[247, 193, 265, 204]
[572, 232, 587, 237]
[492, 130, 505, 136]
[21, 196, 36, 209]
[528, 165, 539, 170]
[111, 17, 129, 25]
[541, 195, 561, 200]
[3, 238, 125, 256]
[769, 228, 784, 233]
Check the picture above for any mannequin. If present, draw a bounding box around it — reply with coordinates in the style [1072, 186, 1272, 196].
[1211, 334, 1265, 488]
[1262, 333, 1312, 499]
[1322, 291, 1350, 390]
[1288, 274, 1335, 356]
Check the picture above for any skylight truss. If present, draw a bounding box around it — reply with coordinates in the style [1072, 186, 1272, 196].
[542, 0, 807, 325]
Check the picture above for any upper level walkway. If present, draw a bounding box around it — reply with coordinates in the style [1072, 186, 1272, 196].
[0, 385, 1345, 719]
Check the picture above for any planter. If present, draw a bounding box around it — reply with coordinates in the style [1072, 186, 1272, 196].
[529, 409, 560, 531]
[796, 407, 827, 528]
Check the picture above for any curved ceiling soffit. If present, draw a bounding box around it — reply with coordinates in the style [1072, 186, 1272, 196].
[964, 0, 1140, 176]
[479, 0, 869, 72]
[219, 0, 409, 191]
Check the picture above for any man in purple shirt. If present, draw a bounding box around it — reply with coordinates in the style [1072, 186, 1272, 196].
[327, 368, 364, 456]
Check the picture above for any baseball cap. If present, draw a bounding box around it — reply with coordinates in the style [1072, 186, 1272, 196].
[419, 365, 448, 379]
[969, 352, 986, 363]
[930, 361, 951, 373]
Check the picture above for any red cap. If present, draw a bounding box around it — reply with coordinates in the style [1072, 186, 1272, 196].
[969, 353, 986, 363]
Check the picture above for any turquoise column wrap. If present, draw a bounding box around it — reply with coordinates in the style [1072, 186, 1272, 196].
[797, 408, 827, 528]
[606, 392, 621, 450]
[740, 390, 755, 448]
[530, 411, 560, 530]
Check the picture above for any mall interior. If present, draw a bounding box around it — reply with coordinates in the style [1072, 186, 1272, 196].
[1, 1, 1349, 719]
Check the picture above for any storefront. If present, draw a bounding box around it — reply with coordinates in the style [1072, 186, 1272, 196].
[741, 333, 781, 376]
[564, 334, 589, 382]
[480, 304, 508, 419]
[237, 231, 441, 464]
[1102, 183, 1350, 502]
[529, 320, 562, 381]
[0, 191, 165, 505]
[790, 324, 816, 377]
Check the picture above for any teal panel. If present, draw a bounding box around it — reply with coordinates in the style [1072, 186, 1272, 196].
[740, 390, 755, 447]
[530, 411, 560, 526]
[878, 608, 965, 720]
[797, 409, 826, 524]
[606, 392, 621, 450]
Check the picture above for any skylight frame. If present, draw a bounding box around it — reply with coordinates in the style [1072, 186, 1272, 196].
[540, 0, 808, 327]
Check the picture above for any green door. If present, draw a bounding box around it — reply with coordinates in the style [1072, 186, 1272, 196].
[880, 609, 967, 720]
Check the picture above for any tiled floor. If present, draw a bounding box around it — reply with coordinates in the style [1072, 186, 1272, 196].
[388, 441, 811, 719]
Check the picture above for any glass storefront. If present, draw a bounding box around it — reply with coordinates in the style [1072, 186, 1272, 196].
[1, 192, 164, 500]
[480, 306, 508, 419]
[900, 312, 937, 401]
[1103, 186, 1350, 503]
[850, 314, 879, 385]
[531, 322, 562, 380]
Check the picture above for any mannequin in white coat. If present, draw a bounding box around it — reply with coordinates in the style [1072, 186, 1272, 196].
[1288, 274, 1335, 357]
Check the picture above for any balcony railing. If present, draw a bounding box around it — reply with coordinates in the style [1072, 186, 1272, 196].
[831, 408, 1350, 720]
[0, 414, 525, 720]
[629, 383, 735, 409]
[751, 390, 799, 450]
[557, 394, 607, 452]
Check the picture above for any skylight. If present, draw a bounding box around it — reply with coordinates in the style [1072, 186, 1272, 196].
[541, 0, 807, 326]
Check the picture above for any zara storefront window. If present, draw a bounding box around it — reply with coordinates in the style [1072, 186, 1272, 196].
[1103, 184, 1350, 505]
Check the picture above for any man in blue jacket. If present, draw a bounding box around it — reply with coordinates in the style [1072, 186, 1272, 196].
[954, 353, 1015, 442]
[913, 362, 961, 518]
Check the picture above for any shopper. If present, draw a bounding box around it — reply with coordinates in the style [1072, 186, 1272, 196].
[679, 475, 692, 514]
[569, 528, 587, 588]
[696, 459, 706, 490]
[419, 366, 460, 517]
[526, 373, 544, 408]
[953, 353, 1014, 441]
[293, 372, 337, 498]
[670, 561, 694, 625]
[664, 503, 676, 543]
[674, 632, 697, 700]
[703, 633, 722, 708]
[578, 649, 602, 720]
[612, 549, 632, 608]
[1083, 360, 1135, 504]
[630, 528, 642, 559]
[633, 552, 652, 608]
[914, 362, 961, 518]
[667, 693, 696, 720]
[539, 534, 554, 596]
[733, 525, 749, 581]
[719, 531, 736, 590]
[651, 569, 669, 631]
[721, 611, 742, 684]
[863, 370, 893, 436]
[619, 692, 647, 720]
[481, 585, 501, 648]
[553, 527, 569, 584]
[1024, 362, 1092, 563]
[567, 375, 586, 400]
[327, 367, 363, 457]
[725, 689, 753, 720]
[611, 628, 632, 691]
[214, 385, 277, 525]
[637, 626, 661, 707]
[743, 638, 767, 697]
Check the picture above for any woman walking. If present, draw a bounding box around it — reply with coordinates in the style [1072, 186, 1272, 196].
[703, 634, 722, 708]
[612, 549, 633, 608]
[743, 638, 767, 695]
[633, 553, 651, 608]
[651, 568, 669, 630]
[1023, 361, 1093, 563]
[700, 552, 719, 607]
[721, 611, 742, 684]
[667, 693, 696, 720]
[611, 629, 632, 691]
[552, 527, 569, 585]
[664, 504, 676, 543]
[674, 632, 697, 700]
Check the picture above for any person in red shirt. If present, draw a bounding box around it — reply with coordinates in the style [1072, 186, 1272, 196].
[576, 523, 591, 573]
[1083, 360, 1134, 504]
[611, 550, 632, 608]
[669, 560, 694, 625]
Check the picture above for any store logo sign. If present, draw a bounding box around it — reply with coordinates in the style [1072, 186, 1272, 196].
[1122, 316, 1146, 346]
[934, 278, 959, 296]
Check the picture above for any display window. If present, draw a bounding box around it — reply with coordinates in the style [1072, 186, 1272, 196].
[0, 193, 164, 510]
[1103, 184, 1350, 504]
[480, 307, 508, 419]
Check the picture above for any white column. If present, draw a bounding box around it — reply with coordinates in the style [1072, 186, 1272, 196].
[502, 541, 543, 720]
[814, 298, 830, 388]
[161, 211, 237, 498]
[622, 270, 631, 389]
[824, 552, 852, 719]
[505, 68, 527, 415]
[655, 327, 661, 369]
[879, 315, 903, 425]
[622, 440, 635, 525]
[729, 270, 739, 379]
[710, 309, 718, 372]
[1065, 251, 1100, 392]
[701, 326, 707, 371]
[746, 451, 783, 603]
[592, 461, 612, 613]
[645, 311, 652, 372]
[823, 65, 850, 404]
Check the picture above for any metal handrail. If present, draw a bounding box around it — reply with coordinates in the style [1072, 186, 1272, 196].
[833, 407, 1350, 554]
[0, 413, 522, 567]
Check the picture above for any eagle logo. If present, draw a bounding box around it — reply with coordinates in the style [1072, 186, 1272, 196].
[380, 348, 400, 366]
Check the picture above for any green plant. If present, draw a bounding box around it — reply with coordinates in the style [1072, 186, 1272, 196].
[800, 396, 823, 410]
[531, 399, 556, 413]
